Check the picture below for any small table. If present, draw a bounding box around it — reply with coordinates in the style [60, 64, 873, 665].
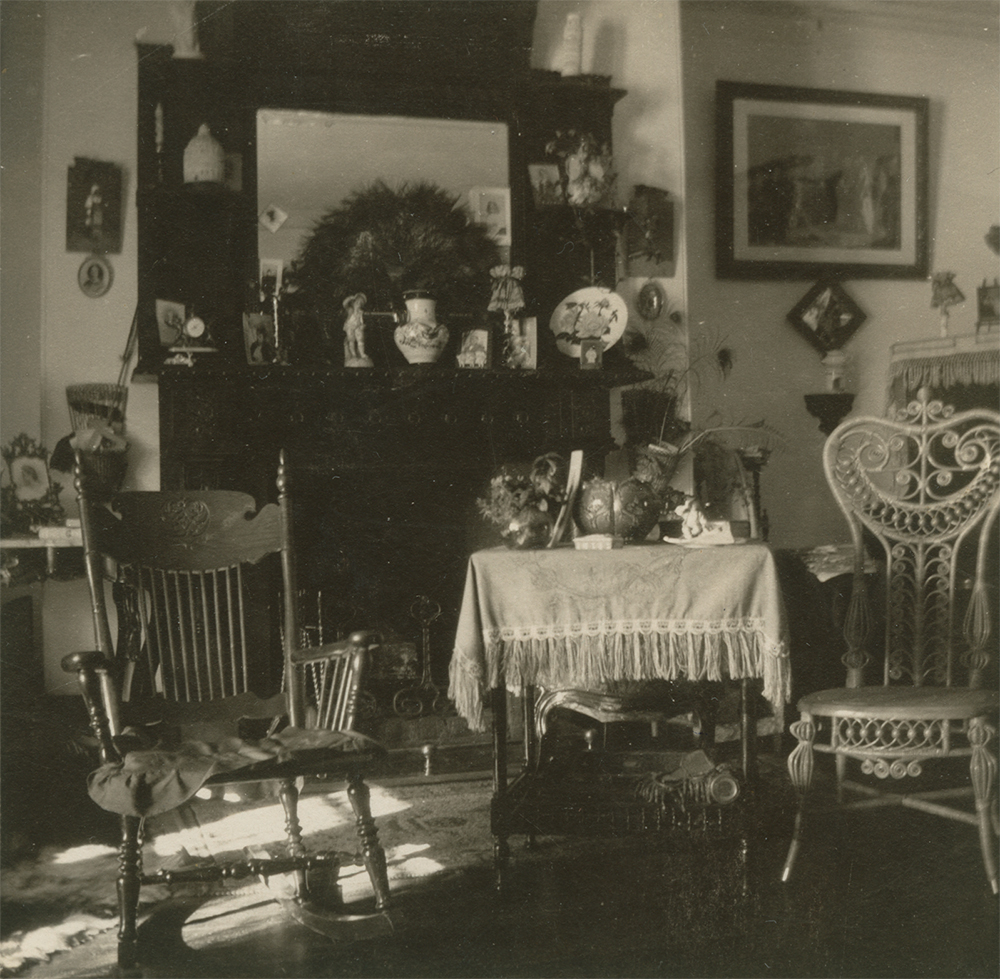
[448, 542, 791, 885]
[1, 529, 84, 578]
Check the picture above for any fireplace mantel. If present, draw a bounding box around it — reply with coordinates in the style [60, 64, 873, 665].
[159, 366, 646, 696]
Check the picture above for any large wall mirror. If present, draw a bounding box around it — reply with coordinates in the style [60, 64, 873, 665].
[257, 109, 510, 269]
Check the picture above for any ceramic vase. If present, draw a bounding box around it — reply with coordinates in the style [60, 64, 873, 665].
[394, 291, 449, 364]
[574, 477, 661, 542]
[502, 507, 554, 549]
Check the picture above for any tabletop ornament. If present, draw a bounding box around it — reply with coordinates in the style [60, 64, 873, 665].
[930, 270, 965, 338]
[487, 265, 526, 367]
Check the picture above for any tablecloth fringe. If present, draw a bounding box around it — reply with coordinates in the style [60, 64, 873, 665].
[448, 629, 790, 734]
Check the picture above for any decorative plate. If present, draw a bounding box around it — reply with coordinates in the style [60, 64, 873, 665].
[549, 287, 628, 359]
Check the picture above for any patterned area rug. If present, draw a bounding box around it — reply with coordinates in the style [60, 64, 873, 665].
[0, 777, 499, 976]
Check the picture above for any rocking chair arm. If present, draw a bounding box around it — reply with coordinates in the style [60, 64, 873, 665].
[290, 631, 381, 665]
[61, 649, 123, 764]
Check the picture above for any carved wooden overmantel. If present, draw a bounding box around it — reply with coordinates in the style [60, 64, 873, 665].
[144, 2, 640, 700]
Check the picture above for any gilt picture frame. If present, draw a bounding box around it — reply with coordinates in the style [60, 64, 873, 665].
[716, 81, 929, 280]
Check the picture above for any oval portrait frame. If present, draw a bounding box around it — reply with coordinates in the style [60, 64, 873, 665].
[78, 254, 113, 298]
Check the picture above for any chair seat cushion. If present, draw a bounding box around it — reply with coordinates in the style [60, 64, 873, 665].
[798, 685, 999, 720]
[87, 727, 385, 817]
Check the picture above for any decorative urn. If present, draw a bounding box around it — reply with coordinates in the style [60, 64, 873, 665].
[574, 477, 661, 542]
[394, 291, 449, 364]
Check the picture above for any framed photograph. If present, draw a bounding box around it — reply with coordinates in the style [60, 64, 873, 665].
[259, 259, 283, 299]
[244, 313, 277, 364]
[786, 281, 868, 354]
[716, 81, 929, 280]
[155, 298, 186, 346]
[580, 337, 604, 370]
[77, 255, 113, 298]
[456, 327, 492, 369]
[976, 279, 1000, 329]
[528, 164, 565, 208]
[66, 158, 123, 254]
[468, 187, 511, 246]
[506, 316, 537, 369]
[259, 203, 288, 234]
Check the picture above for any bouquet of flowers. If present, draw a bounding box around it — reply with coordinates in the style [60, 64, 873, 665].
[545, 130, 616, 209]
[477, 453, 568, 548]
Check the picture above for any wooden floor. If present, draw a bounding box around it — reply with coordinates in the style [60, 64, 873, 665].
[4, 745, 998, 979]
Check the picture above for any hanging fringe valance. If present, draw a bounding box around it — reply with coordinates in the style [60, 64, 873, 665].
[889, 349, 1000, 392]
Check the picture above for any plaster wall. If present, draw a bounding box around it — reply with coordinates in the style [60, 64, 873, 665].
[1, 2, 45, 445]
[679, 0, 1000, 548]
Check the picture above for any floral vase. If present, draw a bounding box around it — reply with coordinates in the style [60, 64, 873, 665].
[502, 507, 554, 549]
[394, 291, 449, 364]
[574, 477, 661, 542]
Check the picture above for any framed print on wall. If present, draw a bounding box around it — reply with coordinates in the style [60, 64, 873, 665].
[468, 187, 512, 246]
[715, 81, 929, 280]
[786, 280, 867, 354]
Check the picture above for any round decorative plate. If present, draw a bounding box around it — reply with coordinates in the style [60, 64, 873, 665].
[549, 287, 628, 359]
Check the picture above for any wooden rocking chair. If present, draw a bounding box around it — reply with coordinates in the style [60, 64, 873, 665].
[62, 452, 394, 970]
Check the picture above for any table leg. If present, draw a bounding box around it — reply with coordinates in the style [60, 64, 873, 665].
[740, 678, 758, 790]
[490, 685, 509, 894]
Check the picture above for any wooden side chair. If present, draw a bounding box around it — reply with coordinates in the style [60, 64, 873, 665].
[62, 452, 394, 970]
[782, 392, 1000, 892]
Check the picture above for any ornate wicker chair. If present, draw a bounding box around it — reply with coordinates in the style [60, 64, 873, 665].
[781, 392, 1000, 892]
[62, 452, 393, 969]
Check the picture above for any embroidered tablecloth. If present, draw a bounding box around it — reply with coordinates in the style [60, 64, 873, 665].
[448, 542, 791, 732]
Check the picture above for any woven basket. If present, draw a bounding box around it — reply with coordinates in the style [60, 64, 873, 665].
[66, 383, 128, 435]
[77, 446, 128, 495]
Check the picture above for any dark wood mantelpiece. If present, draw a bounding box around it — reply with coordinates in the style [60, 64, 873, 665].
[160, 367, 647, 697]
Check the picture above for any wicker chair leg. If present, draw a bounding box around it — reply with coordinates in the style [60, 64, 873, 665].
[117, 815, 143, 969]
[969, 718, 999, 894]
[782, 715, 816, 883]
[346, 773, 390, 910]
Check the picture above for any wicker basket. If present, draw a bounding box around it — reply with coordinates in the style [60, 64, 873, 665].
[66, 383, 128, 435]
[77, 446, 129, 495]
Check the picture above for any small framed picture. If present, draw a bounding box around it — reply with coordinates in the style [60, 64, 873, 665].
[786, 280, 867, 354]
[580, 337, 603, 370]
[506, 316, 537, 369]
[457, 327, 492, 369]
[155, 298, 186, 345]
[77, 255, 113, 298]
[259, 204, 288, 234]
[528, 164, 565, 208]
[468, 187, 511, 246]
[244, 312, 277, 364]
[66, 157, 123, 254]
[259, 259, 283, 299]
[976, 279, 1000, 329]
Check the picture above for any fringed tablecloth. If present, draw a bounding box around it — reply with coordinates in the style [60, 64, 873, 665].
[449, 543, 791, 732]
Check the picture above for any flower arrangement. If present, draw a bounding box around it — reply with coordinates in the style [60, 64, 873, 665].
[1, 434, 65, 534]
[545, 130, 616, 209]
[478, 454, 568, 547]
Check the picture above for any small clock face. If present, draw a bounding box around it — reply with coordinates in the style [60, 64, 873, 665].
[184, 316, 206, 339]
[637, 281, 665, 321]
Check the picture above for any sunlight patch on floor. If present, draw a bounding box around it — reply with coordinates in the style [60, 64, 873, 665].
[150, 785, 414, 859]
[51, 844, 118, 865]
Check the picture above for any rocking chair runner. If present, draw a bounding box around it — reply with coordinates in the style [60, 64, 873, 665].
[62, 451, 393, 969]
[782, 392, 1000, 892]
